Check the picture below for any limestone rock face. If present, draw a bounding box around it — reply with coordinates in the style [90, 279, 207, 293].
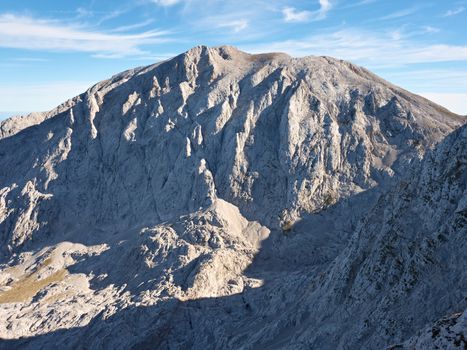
[0, 46, 464, 349]
[243, 124, 467, 350]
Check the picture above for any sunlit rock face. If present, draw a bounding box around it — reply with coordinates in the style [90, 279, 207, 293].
[0, 46, 464, 349]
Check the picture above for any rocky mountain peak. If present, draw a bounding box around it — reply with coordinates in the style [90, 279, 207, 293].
[0, 46, 465, 349]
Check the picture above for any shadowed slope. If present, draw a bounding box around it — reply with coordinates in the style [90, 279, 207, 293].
[0, 46, 465, 349]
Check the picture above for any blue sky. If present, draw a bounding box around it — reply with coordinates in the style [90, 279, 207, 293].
[0, 0, 466, 118]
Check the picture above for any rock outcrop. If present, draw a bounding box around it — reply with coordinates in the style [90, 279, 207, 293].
[0, 46, 464, 349]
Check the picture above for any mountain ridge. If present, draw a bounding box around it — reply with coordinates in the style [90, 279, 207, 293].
[1, 45, 462, 140]
[0, 45, 465, 349]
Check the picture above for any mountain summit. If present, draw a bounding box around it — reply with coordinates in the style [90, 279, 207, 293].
[0, 46, 465, 349]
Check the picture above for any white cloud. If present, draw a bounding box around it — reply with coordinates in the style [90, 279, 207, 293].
[352, 0, 377, 6]
[241, 29, 467, 67]
[320, 0, 332, 12]
[282, 0, 332, 23]
[191, 12, 256, 37]
[96, 9, 128, 25]
[15, 57, 49, 62]
[379, 7, 417, 20]
[442, 6, 465, 17]
[418, 93, 467, 115]
[217, 19, 248, 33]
[282, 7, 312, 22]
[76, 7, 93, 18]
[0, 14, 171, 57]
[152, 0, 183, 6]
[110, 19, 155, 33]
[421, 26, 440, 34]
[389, 29, 402, 41]
[340, 0, 377, 9]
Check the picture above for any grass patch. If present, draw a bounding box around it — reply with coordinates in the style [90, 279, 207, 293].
[0, 269, 68, 304]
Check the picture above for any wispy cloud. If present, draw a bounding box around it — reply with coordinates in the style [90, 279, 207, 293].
[341, 0, 377, 9]
[95, 9, 129, 25]
[353, 0, 377, 6]
[15, 57, 49, 62]
[421, 25, 440, 33]
[110, 19, 155, 33]
[282, 0, 332, 23]
[74, 7, 129, 25]
[241, 28, 467, 67]
[442, 6, 465, 17]
[191, 12, 257, 37]
[282, 7, 312, 22]
[0, 14, 171, 58]
[379, 7, 417, 20]
[389, 29, 403, 41]
[384, 69, 467, 92]
[216, 19, 248, 33]
[76, 7, 93, 18]
[151, 0, 184, 6]
[319, 0, 332, 12]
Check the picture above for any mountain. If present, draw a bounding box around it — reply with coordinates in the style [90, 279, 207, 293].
[0, 45, 465, 349]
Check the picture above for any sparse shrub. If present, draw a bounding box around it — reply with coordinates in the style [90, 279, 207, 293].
[281, 220, 294, 232]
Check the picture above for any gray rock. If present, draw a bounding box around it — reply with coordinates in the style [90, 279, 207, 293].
[0, 45, 465, 349]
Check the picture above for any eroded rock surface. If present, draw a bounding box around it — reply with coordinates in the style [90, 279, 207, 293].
[0, 46, 465, 349]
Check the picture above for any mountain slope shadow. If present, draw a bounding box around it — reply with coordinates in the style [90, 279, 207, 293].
[2, 124, 466, 349]
[0, 46, 465, 349]
[1, 163, 464, 350]
[0, 181, 382, 349]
